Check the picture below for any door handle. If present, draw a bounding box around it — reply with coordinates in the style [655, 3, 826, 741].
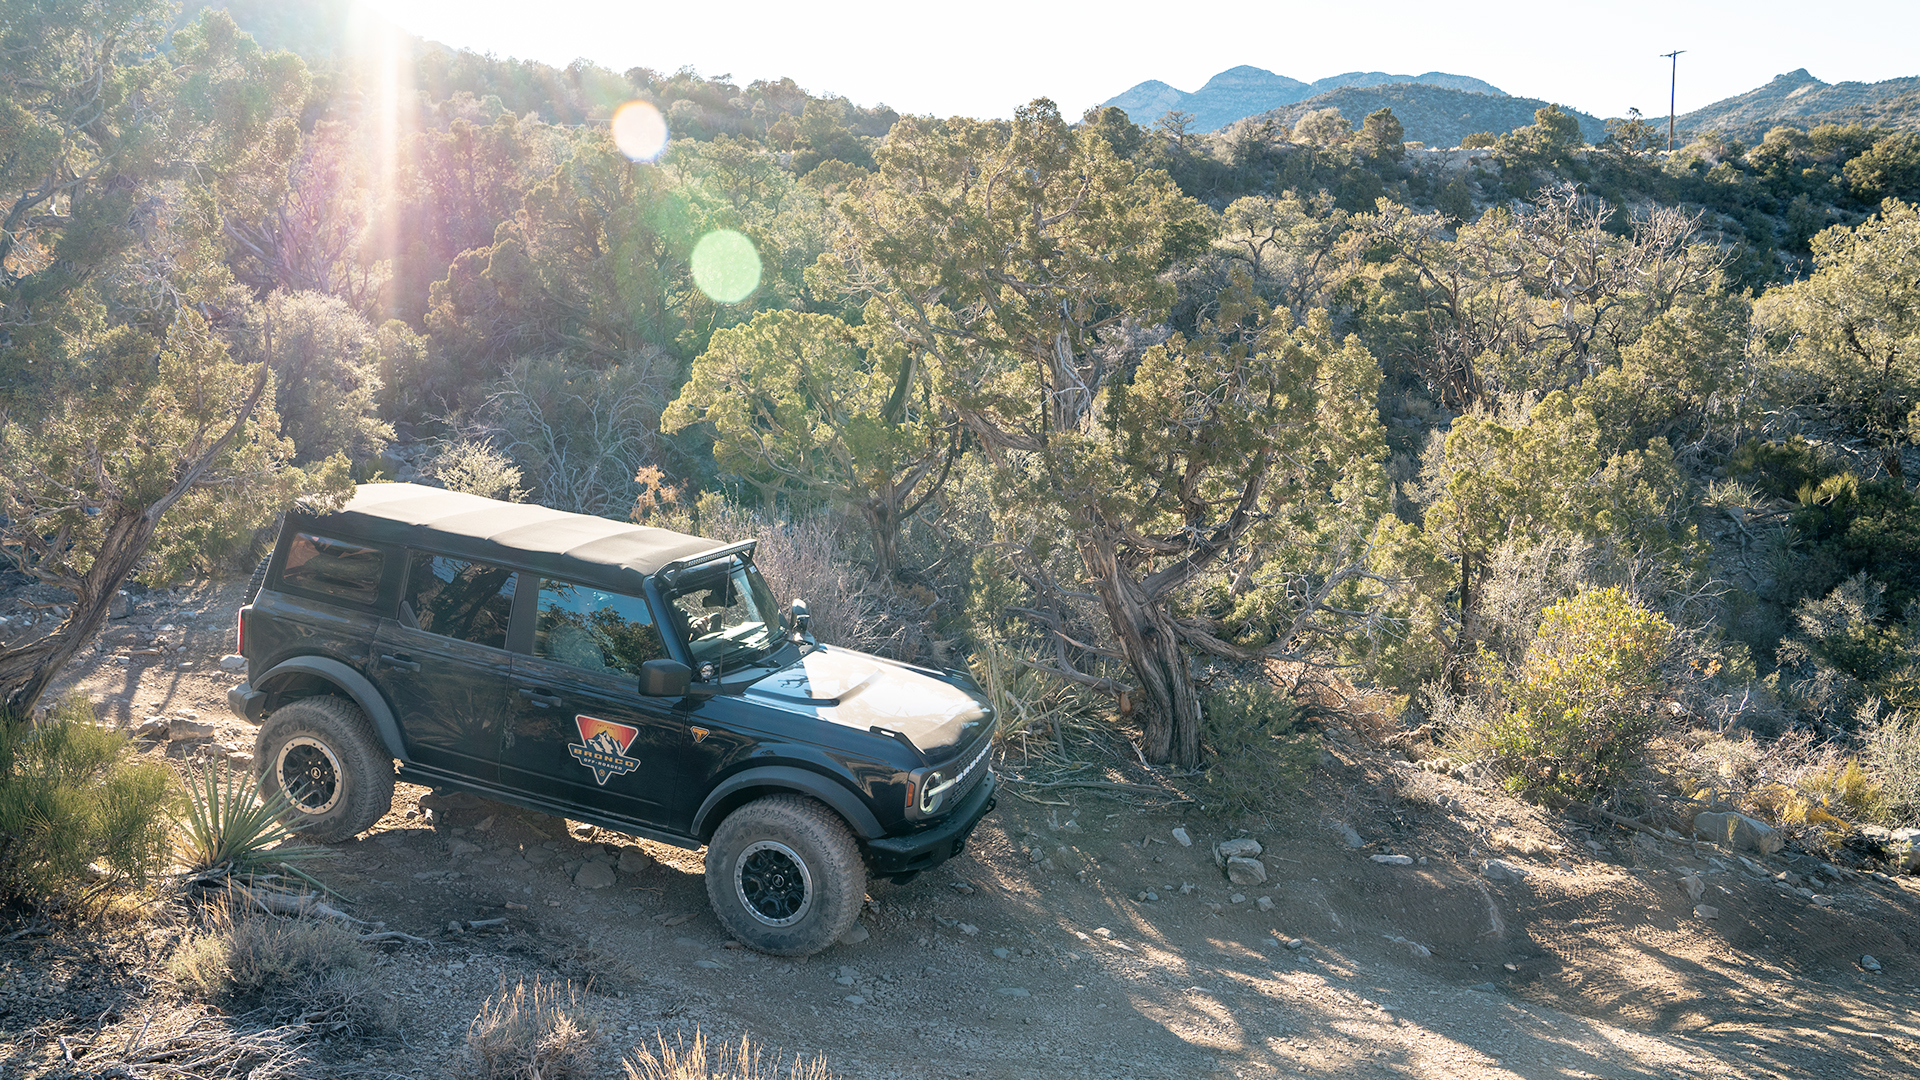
[517, 686, 561, 708]
[379, 653, 421, 673]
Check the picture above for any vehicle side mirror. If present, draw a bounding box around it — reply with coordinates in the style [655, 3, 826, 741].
[639, 659, 691, 697]
[789, 598, 811, 642]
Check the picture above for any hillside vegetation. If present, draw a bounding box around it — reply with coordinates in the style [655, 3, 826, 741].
[4, 0, 1920, 846]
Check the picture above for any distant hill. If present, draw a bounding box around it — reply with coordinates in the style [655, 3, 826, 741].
[1677, 68, 1920, 141]
[1101, 65, 1503, 133]
[1236, 84, 1606, 149]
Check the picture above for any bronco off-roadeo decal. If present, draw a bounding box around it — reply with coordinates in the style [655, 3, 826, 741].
[569, 715, 642, 785]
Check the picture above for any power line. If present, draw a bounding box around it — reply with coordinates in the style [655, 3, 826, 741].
[1661, 50, 1687, 152]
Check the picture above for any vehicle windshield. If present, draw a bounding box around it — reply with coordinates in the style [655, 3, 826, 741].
[663, 554, 781, 676]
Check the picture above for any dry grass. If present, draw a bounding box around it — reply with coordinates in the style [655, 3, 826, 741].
[624, 1028, 836, 1080]
[167, 897, 396, 1035]
[465, 975, 602, 1080]
[44, 1004, 326, 1080]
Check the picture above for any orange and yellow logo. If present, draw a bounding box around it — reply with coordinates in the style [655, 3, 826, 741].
[569, 715, 642, 785]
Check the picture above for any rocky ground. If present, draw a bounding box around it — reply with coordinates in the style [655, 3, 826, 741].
[0, 574, 1917, 1079]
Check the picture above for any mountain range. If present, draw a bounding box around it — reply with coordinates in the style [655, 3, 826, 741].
[1675, 68, 1920, 141]
[1104, 66, 1504, 134]
[1234, 84, 1606, 149]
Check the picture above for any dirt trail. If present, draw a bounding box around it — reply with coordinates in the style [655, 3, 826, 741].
[5, 574, 1918, 1079]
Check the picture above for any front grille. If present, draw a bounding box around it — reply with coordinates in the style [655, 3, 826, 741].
[942, 735, 993, 810]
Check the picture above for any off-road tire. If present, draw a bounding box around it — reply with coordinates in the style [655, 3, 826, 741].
[243, 553, 270, 605]
[704, 795, 865, 956]
[254, 696, 395, 843]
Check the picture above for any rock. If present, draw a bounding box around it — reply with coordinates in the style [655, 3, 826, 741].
[997, 987, 1030, 997]
[1693, 811, 1783, 855]
[694, 959, 724, 969]
[132, 718, 168, 740]
[448, 839, 481, 857]
[219, 654, 247, 671]
[1171, 827, 1193, 848]
[1226, 856, 1268, 885]
[992, 947, 1010, 958]
[1861, 826, 1920, 872]
[1370, 854, 1414, 866]
[1481, 859, 1529, 883]
[1285, 938, 1303, 949]
[1678, 871, 1706, 902]
[1693, 904, 1720, 920]
[958, 923, 978, 936]
[1333, 822, 1365, 848]
[109, 591, 133, 620]
[843, 995, 865, 1005]
[838, 923, 870, 945]
[169, 717, 215, 740]
[950, 880, 975, 894]
[1471, 982, 1501, 993]
[1810, 894, 1833, 907]
[1256, 896, 1274, 912]
[1230, 893, 1246, 904]
[573, 861, 617, 890]
[1861, 955, 1882, 972]
[617, 849, 652, 874]
[1215, 837, 1264, 867]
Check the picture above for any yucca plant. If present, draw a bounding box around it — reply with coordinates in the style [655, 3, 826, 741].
[176, 762, 331, 879]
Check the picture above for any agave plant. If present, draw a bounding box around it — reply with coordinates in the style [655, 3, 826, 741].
[176, 761, 332, 879]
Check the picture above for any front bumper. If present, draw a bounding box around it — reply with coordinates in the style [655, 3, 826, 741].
[228, 682, 267, 723]
[864, 770, 997, 875]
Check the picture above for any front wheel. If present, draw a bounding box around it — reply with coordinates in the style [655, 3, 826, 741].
[704, 795, 865, 956]
[254, 696, 395, 843]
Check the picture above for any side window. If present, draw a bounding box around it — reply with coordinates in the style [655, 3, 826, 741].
[402, 552, 515, 650]
[281, 533, 385, 605]
[532, 578, 665, 676]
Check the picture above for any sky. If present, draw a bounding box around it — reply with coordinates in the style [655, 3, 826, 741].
[358, 0, 1920, 123]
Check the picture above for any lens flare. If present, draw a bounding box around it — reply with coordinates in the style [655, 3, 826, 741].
[611, 100, 669, 161]
[690, 230, 762, 304]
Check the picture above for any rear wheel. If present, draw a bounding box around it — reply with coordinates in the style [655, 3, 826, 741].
[704, 795, 865, 956]
[255, 697, 394, 843]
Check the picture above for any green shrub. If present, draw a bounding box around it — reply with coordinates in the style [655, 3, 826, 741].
[1195, 680, 1321, 816]
[1485, 587, 1674, 800]
[0, 696, 173, 910]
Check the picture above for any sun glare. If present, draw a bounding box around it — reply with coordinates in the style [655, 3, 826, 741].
[612, 100, 671, 161]
[690, 230, 762, 304]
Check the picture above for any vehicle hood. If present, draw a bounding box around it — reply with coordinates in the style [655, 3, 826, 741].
[744, 646, 989, 757]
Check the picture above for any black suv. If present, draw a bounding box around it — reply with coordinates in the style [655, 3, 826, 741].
[227, 483, 997, 955]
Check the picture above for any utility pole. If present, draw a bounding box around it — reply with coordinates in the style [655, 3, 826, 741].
[1661, 50, 1687, 151]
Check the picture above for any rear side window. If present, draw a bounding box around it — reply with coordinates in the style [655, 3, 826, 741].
[532, 579, 665, 676]
[280, 533, 385, 604]
[402, 553, 515, 649]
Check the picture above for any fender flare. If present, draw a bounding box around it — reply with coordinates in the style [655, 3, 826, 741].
[256, 655, 406, 761]
[692, 766, 883, 842]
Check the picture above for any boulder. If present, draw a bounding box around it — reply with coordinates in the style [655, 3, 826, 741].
[1214, 837, 1263, 867]
[617, 848, 652, 874]
[168, 717, 215, 741]
[1693, 811, 1783, 855]
[1861, 826, 1920, 872]
[1226, 856, 1268, 886]
[219, 654, 247, 671]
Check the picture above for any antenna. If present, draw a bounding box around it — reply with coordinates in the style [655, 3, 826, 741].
[1661, 50, 1687, 152]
